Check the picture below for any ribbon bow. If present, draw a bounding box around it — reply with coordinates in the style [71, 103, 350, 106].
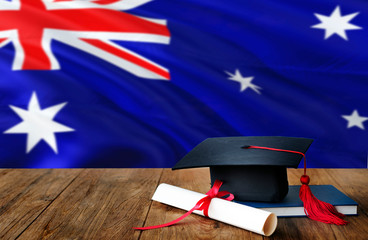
[134, 180, 234, 230]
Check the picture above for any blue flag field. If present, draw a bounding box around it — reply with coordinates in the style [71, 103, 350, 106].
[0, 0, 367, 168]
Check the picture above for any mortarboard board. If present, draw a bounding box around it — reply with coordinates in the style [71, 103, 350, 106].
[173, 136, 313, 202]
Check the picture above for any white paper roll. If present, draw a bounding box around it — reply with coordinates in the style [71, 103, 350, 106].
[152, 183, 277, 236]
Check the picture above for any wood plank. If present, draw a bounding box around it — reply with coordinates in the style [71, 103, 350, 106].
[0, 169, 81, 240]
[141, 168, 368, 240]
[322, 169, 368, 239]
[5, 168, 366, 240]
[140, 168, 264, 240]
[18, 169, 163, 240]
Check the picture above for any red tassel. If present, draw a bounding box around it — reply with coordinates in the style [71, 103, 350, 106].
[246, 145, 349, 225]
[299, 175, 348, 225]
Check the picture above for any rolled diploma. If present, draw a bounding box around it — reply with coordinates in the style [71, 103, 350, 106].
[152, 183, 277, 236]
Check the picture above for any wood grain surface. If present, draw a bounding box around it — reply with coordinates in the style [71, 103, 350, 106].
[0, 168, 367, 240]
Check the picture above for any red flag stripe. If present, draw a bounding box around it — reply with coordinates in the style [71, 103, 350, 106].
[83, 38, 170, 79]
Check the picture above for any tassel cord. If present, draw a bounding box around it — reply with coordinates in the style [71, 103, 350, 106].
[246, 145, 348, 225]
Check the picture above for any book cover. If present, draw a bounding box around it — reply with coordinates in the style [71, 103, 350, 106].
[235, 185, 358, 217]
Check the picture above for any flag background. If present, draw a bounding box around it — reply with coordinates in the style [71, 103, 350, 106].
[0, 0, 367, 168]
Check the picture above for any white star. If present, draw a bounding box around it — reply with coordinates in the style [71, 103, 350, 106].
[225, 69, 261, 94]
[311, 6, 362, 40]
[4, 92, 75, 153]
[342, 110, 368, 130]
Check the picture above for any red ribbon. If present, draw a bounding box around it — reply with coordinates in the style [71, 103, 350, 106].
[134, 180, 234, 230]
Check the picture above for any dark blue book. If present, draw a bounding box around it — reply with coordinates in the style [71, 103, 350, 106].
[236, 185, 358, 217]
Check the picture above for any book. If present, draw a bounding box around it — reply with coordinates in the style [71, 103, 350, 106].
[235, 185, 358, 217]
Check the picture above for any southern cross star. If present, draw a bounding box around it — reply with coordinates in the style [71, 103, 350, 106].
[4, 92, 74, 153]
[342, 109, 368, 130]
[311, 6, 362, 40]
[225, 69, 261, 94]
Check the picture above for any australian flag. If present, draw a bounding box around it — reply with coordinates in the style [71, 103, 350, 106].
[0, 0, 367, 168]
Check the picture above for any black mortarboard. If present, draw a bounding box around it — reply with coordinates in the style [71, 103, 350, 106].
[173, 136, 313, 202]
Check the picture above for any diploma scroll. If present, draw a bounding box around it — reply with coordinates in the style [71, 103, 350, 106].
[152, 183, 277, 236]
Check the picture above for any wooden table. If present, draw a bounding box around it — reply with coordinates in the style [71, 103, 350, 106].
[0, 169, 367, 240]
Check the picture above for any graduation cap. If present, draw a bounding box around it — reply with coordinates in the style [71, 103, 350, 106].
[173, 136, 312, 202]
[173, 136, 348, 225]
